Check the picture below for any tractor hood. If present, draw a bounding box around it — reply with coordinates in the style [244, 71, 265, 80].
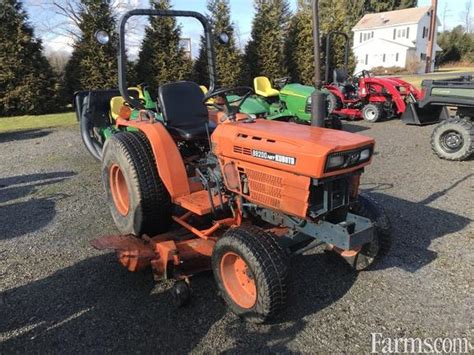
[212, 120, 375, 178]
[280, 83, 315, 98]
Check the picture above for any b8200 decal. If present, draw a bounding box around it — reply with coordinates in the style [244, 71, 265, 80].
[251, 150, 296, 165]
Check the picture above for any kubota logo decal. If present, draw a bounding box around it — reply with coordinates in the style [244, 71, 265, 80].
[251, 150, 296, 165]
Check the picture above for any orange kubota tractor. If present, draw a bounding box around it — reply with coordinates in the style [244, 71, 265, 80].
[92, 3, 391, 323]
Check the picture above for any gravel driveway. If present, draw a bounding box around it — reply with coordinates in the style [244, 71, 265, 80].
[0, 121, 472, 353]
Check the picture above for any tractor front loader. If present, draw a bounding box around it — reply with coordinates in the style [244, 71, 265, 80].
[90, 2, 391, 323]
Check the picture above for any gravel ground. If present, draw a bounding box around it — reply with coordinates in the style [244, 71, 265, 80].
[0, 121, 473, 353]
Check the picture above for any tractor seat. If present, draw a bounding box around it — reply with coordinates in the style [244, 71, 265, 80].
[109, 88, 142, 120]
[254, 76, 280, 98]
[333, 69, 357, 98]
[158, 81, 216, 141]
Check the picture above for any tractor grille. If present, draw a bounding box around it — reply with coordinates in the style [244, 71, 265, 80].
[246, 168, 283, 208]
[233, 146, 252, 155]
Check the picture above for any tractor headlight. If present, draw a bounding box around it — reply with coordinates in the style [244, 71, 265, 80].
[305, 96, 312, 113]
[325, 145, 373, 172]
[326, 155, 345, 169]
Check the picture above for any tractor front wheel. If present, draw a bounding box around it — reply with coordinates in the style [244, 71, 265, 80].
[212, 226, 288, 323]
[362, 103, 383, 123]
[101, 131, 172, 236]
[347, 193, 392, 270]
[431, 117, 473, 161]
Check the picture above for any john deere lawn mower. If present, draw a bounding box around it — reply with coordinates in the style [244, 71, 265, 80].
[74, 83, 161, 160]
[89, 3, 391, 323]
[402, 76, 474, 161]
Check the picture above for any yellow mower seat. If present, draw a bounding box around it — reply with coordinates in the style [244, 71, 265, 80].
[109, 87, 142, 120]
[199, 85, 215, 104]
[254, 76, 279, 97]
[110, 97, 126, 120]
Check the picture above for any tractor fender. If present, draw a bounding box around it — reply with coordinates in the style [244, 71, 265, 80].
[122, 121, 190, 199]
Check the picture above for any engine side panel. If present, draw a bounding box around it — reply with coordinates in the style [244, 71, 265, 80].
[219, 157, 310, 218]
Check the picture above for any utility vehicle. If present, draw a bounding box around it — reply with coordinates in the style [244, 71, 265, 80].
[402, 76, 474, 161]
[89, 3, 391, 323]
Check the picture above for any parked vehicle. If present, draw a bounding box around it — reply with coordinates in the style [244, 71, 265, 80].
[324, 32, 422, 122]
[402, 76, 473, 161]
[88, 5, 391, 323]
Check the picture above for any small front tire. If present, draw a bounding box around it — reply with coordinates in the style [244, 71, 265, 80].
[348, 193, 392, 270]
[212, 226, 288, 323]
[362, 103, 383, 123]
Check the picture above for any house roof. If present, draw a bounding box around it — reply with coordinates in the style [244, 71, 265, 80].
[353, 6, 431, 30]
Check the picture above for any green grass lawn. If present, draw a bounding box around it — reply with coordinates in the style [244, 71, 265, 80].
[0, 112, 77, 133]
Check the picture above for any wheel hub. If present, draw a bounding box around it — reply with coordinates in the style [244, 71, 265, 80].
[220, 252, 257, 309]
[109, 163, 130, 216]
[441, 131, 463, 152]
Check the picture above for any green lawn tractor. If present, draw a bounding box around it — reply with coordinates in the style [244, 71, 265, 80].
[74, 84, 160, 161]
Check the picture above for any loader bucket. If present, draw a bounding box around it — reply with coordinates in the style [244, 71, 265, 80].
[401, 102, 448, 126]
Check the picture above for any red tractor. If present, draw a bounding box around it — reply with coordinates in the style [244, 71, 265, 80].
[324, 32, 422, 122]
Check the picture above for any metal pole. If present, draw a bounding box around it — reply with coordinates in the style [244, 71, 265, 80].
[425, 0, 438, 73]
[311, 0, 326, 127]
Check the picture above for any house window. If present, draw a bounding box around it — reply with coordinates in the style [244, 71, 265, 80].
[360, 32, 363, 43]
[421, 53, 426, 60]
[383, 54, 386, 62]
[371, 31, 374, 38]
[406, 27, 410, 38]
[396, 53, 399, 62]
[393, 28, 396, 40]
[422, 26, 427, 38]
[365, 54, 368, 65]
[402, 29, 406, 37]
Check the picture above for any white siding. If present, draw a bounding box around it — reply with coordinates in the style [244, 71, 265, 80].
[352, 8, 440, 73]
[353, 39, 408, 73]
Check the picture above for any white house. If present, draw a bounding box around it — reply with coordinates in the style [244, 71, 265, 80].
[352, 6, 442, 74]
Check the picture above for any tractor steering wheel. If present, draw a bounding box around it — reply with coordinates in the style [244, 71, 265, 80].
[203, 86, 254, 120]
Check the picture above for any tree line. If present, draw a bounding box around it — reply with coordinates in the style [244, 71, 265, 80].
[1, 0, 425, 116]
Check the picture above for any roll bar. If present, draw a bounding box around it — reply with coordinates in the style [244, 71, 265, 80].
[118, 9, 217, 110]
[324, 31, 350, 83]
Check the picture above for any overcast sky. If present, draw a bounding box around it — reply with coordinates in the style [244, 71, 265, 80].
[23, 0, 469, 57]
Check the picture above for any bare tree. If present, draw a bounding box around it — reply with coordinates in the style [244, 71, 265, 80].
[460, 0, 473, 33]
[442, 1, 450, 32]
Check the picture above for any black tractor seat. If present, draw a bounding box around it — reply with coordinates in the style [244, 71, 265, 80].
[333, 68, 358, 98]
[157, 81, 216, 140]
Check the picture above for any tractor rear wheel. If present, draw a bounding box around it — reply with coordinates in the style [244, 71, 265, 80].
[362, 103, 383, 123]
[327, 93, 342, 113]
[212, 226, 289, 323]
[101, 131, 171, 236]
[431, 117, 473, 161]
[347, 193, 392, 270]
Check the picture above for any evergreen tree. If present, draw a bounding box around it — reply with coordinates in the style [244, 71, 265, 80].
[135, 0, 192, 90]
[0, 0, 58, 116]
[243, 0, 290, 84]
[191, 36, 209, 86]
[192, 0, 242, 88]
[62, 0, 118, 102]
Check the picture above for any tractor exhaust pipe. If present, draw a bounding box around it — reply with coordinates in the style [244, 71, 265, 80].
[310, 0, 326, 128]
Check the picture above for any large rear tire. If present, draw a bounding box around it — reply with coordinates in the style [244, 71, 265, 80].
[212, 226, 288, 323]
[431, 117, 473, 161]
[101, 131, 171, 236]
[348, 193, 392, 270]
